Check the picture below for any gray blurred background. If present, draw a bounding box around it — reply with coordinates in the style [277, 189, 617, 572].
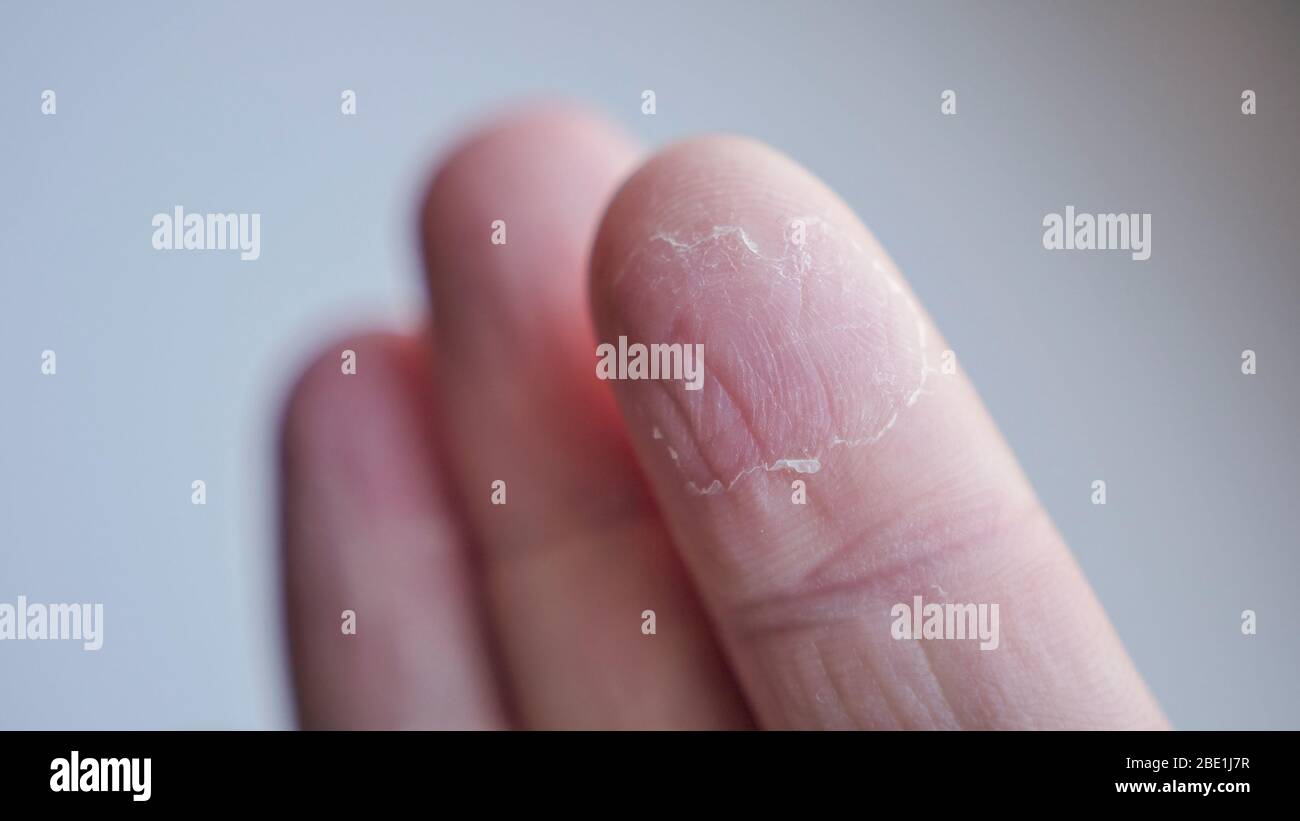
[1, 0, 1296, 729]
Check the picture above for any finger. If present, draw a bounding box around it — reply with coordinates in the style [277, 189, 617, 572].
[590, 135, 1167, 729]
[280, 331, 506, 729]
[421, 106, 748, 727]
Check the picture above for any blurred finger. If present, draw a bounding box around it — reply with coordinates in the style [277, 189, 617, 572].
[280, 331, 506, 729]
[420, 107, 748, 728]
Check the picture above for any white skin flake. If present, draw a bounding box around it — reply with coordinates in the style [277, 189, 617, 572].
[625, 216, 930, 496]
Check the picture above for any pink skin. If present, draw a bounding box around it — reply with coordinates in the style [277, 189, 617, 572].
[281, 106, 1167, 729]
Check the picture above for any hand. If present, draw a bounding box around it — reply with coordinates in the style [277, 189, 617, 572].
[278, 104, 1167, 729]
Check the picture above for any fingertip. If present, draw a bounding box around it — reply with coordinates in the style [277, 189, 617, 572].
[279, 330, 437, 510]
[278, 328, 505, 729]
[281, 331, 417, 442]
[419, 103, 642, 336]
[591, 134, 852, 297]
[588, 134, 925, 498]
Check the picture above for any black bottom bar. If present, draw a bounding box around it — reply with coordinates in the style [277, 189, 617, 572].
[3, 730, 1285, 808]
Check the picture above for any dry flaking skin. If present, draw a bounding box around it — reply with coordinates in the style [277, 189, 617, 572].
[605, 210, 932, 497]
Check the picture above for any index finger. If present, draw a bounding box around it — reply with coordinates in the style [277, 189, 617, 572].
[590, 135, 1168, 729]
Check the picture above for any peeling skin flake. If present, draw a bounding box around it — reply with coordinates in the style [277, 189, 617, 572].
[649, 225, 761, 257]
[683, 457, 822, 496]
[770, 458, 821, 474]
[627, 216, 931, 497]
